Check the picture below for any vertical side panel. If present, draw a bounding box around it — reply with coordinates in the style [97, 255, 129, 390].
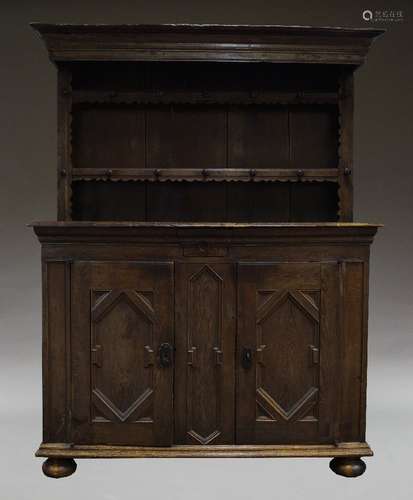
[338, 71, 354, 221]
[319, 263, 340, 441]
[339, 261, 365, 441]
[70, 262, 91, 442]
[360, 256, 371, 441]
[43, 261, 70, 442]
[57, 65, 72, 220]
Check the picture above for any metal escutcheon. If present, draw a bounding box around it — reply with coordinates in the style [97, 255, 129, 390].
[241, 347, 253, 369]
[159, 342, 173, 367]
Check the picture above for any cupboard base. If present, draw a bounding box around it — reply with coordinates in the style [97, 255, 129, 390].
[36, 442, 373, 459]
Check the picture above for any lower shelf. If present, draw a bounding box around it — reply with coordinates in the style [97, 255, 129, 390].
[36, 442, 373, 459]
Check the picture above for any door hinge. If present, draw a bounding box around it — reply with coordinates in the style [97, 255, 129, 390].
[187, 346, 197, 366]
[310, 345, 320, 364]
[144, 345, 154, 367]
[91, 345, 102, 366]
[257, 344, 266, 365]
[213, 347, 223, 366]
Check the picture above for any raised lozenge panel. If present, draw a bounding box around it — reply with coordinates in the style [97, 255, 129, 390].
[256, 290, 320, 423]
[91, 290, 155, 423]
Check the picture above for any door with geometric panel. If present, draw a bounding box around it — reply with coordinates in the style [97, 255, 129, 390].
[237, 262, 340, 444]
[70, 261, 174, 446]
[174, 263, 235, 445]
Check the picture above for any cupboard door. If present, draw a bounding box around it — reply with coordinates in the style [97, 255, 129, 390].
[174, 263, 235, 444]
[71, 261, 174, 446]
[237, 262, 339, 444]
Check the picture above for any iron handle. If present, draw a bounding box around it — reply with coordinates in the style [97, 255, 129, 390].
[159, 342, 173, 368]
[242, 348, 253, 369]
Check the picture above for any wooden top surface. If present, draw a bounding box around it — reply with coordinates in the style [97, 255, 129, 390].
[30, 221, 381, 228]
[31, 23, 384, 37]
[31, 23, 384, 65]
[30, 221, 380, 244]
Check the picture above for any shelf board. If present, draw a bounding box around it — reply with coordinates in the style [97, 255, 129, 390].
[71, 168, 339, 183]
[72, 90, 338, 106]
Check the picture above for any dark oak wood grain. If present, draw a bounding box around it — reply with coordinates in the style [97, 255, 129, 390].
[31, 24, 384, 222]
[30, 23, 381, 477]
[31, 23, 384, 65]
[57, 66, 72, 220]
[71, 261, 174, 445]
[175, 263, 235, 444]
[33, 222, 378, 475]
[36, 442, 373, 458]
[72, 105, 146, 170]
[237, 262, 338, 444]
[338, 70, 354, 221]
[42, 261, 70, 442]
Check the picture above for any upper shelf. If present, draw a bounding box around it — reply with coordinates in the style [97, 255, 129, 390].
[72, 90, 338, 106]
[31, 23, 384, 66]
[72, 168, 340, 183]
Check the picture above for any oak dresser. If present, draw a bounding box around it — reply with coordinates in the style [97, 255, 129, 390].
[31, 23, 383, 478]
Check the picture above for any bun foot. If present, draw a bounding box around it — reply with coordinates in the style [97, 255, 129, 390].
[42, 458, 77, 478]
[329, 457, 366, 478]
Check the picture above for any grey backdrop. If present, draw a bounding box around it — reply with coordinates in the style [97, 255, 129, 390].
[1, 1, 412, 498]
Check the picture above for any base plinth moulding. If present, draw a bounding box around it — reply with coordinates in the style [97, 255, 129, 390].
[36, 442, 373, 459]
